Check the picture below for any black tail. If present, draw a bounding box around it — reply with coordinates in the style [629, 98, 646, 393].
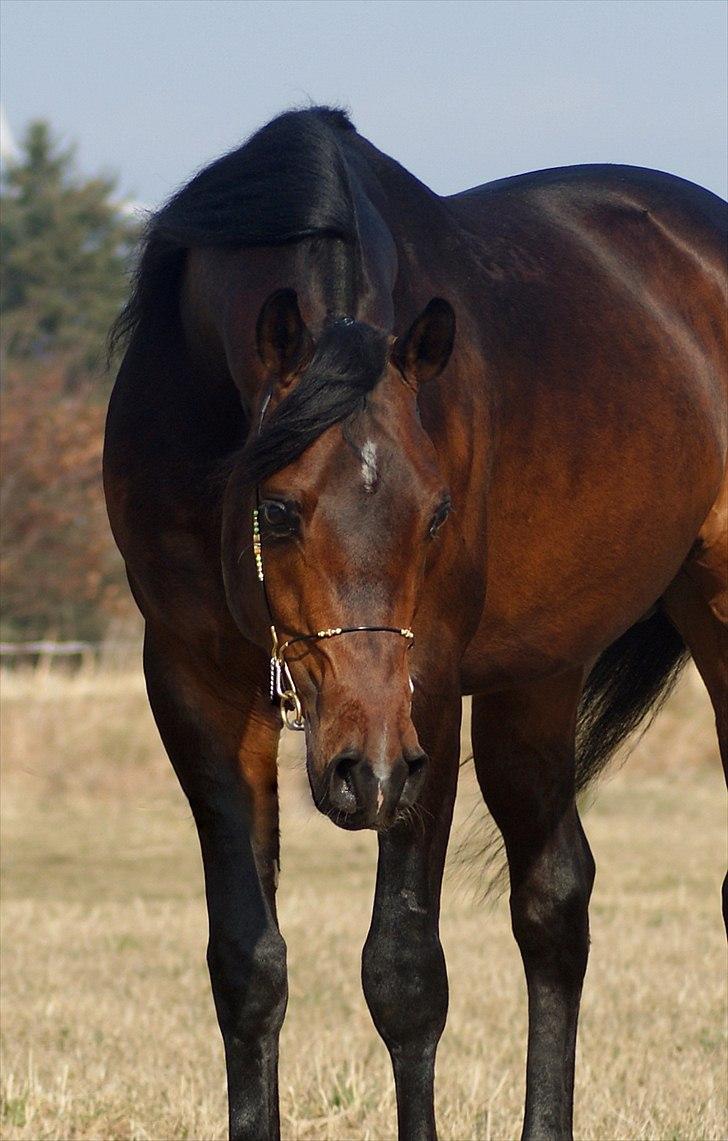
[575, 608, 689, 794]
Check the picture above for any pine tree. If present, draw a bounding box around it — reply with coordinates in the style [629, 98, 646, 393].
[0, 121, 141, 385]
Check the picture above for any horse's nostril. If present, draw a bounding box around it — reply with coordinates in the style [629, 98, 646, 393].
[329, 752, 360, 814]
[334, 753, 357, 784]
[407, 752, 428, 778]
[400, 751, 428, 806]
[323, 750, 427, 825]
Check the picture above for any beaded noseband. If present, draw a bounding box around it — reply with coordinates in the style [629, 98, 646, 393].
[253, 504, 414, 730]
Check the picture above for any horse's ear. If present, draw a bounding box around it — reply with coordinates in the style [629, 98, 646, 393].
[256, 288, 314, 381]
[392, 298, 455, 387]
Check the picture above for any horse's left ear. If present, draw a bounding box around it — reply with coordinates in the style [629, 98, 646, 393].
[256, 288, 314, 383]
[392, 298, 455, 387]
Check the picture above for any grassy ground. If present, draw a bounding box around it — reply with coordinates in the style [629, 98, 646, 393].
[1, 662, 725, 1140]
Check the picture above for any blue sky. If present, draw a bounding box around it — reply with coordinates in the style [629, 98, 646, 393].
[1, 0, 726, 208]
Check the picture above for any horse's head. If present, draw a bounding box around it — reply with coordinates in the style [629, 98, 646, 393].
[223, 289, 455, 830]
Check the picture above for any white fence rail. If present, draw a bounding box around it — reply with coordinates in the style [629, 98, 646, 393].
[0, 641, 140, 662]
[0, 641, 96, 656]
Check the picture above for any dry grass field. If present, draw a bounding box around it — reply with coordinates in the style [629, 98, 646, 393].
[1, 660, 725, 1140]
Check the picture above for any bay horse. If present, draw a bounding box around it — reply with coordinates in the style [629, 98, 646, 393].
[104, 107, 727, 1140]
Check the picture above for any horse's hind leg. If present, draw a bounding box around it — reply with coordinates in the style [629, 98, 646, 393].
[663, 487, 728, 920]
[143, 627, 285, 1141]
[663, 487, 728, 763]
[471, 670, 593, 1141]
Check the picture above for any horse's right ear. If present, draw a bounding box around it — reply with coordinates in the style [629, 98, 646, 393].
[256, 289, 314, 382]
[392, 298, 455, 388]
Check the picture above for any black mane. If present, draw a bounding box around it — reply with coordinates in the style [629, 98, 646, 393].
[110, 106, 390, 486]
[243, 318, 389, 487]
[109, 106, 358, 353]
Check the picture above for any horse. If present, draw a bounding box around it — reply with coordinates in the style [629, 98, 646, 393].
[103, 107, 727, 1140]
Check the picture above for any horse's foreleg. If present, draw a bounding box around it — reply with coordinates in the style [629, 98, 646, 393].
[144, 632, 285, 1141]
[361, 691, 461, 1141]
[198, 800, 286, 1141]
[472, 672, 594, 1141]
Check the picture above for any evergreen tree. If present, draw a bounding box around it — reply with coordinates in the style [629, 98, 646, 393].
[0, 121, 141, 385]
[0, 121, 141, 642]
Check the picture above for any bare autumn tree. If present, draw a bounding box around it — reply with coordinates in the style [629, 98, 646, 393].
[0, 362, 136, 640]
[0, 122, 141, 641]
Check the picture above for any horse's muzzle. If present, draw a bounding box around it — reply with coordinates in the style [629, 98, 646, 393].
[318, 749, 428, 829]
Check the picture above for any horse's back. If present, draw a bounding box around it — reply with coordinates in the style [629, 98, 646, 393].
[448, 163, 727, 244]
[447, 163, 726, 353]
[450, 166, 728, 688]
[446, 161, 727, 420]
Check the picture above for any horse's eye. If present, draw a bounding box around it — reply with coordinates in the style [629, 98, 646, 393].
[429, 496, 452, 538]
[260, 499, 297, 537]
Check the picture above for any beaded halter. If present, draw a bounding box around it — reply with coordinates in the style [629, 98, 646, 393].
[253, 389, 414, 731]
[254, 503, 414, 730]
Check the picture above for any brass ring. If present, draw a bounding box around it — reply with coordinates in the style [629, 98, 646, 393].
[280, 690, 304, 731]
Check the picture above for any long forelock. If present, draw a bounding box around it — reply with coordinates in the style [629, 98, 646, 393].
[242, 320, 389, 487]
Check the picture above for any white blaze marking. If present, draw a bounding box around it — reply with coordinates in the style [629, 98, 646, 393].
[376, 781, 384, 814]
[361, 440, 378, 493]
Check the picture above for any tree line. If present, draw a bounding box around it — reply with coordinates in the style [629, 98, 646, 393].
[1, 122, 141, 642]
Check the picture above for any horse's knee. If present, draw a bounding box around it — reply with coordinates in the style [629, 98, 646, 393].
[511, 831, 595, 985]
[208, 928, 288, 1042]
[361, 929, 447, 1052]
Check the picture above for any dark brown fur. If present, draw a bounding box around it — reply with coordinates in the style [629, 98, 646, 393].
[105, 109, 727, 1140]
